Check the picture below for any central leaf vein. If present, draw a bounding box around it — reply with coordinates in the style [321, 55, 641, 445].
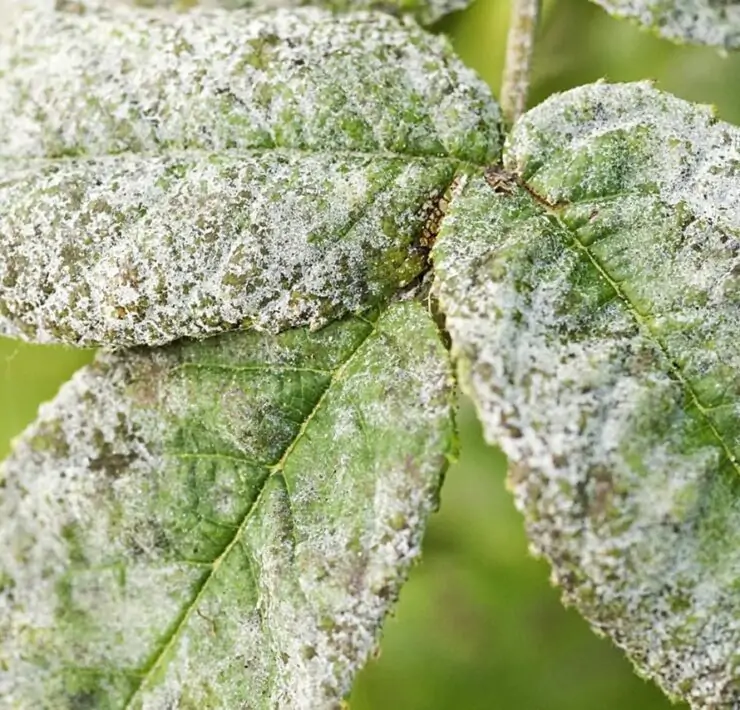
[532, 189, 740, 476]
[122, 314, 379, 707]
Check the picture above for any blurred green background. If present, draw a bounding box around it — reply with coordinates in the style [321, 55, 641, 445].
[5, 0, 740, 706]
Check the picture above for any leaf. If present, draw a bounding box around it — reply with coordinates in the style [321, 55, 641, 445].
[52, 0, 473, 26]
[587, 0, 740, 49]
[0, 300, 455, 709]
[0, 7, 500, 349]
[433, 81, 740, 707]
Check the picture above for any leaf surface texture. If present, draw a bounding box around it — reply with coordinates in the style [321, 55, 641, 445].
[0, 301, 455, 709]
[434, 81, 740, 708]
[19, 0, 473, 25]
[588, 0, 740, 48]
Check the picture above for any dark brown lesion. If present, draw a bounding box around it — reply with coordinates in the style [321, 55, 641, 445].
[484, 165, 520, 195]
[399, 179, 461, 339]
[417, 178, 460, 255]
[404, 176, 460, 289]
[484, 164, 561, 209]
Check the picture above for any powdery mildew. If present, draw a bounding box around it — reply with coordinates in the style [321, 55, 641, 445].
[0, 8, 499, 161]
[0, 6, 501, 348]
[0, 152, 455, 347]
[434, 82, 740, 708]
[0, 301, 455, 709]
[14, 0, 472, 26]
[588, 0, 740, 49]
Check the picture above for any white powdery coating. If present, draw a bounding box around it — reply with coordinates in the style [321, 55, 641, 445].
[435, 82, 740, 709]
[255, 306, 453, 708]
[9, 0, 472, 26]
[0, 7, 499, 162]
[0, 301, 455, 709]
[507, 81, 740, 232]
[588, 0, 740, 49]
[508, 81, 740, 420]
[0, 152, 452, 347]
[0, 6, 501, 348]
[0, 358, 205, 707]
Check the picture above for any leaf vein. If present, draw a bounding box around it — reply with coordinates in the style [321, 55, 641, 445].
[533, 189, 740, 475]
[169, 451, 271, 468]
[121, 314, 378, 707]
[0, 147, 482, 168]
[171, 363, 332, 377]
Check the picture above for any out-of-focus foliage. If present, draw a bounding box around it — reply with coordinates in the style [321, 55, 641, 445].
[7, 0, 740, 706]
[449, 0, 740, 125]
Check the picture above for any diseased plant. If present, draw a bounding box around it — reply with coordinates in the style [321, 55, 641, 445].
[1, 0, 739, 707]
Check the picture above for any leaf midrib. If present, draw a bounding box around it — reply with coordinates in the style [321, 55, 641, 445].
[121, 314, 379, 709]
[0, 147, 489, 170]
[528, 183, 740, 477]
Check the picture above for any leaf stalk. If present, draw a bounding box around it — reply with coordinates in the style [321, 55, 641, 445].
[500, 0, 540, 127]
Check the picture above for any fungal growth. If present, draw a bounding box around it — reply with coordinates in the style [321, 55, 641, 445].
[29, 0, 473, 25]
[5, 0, 740, 706]
[0, 6, 500, 349]
[0, 302, 455, 708]
[434, 82, 740, 707]
[587, 0, 740, 49]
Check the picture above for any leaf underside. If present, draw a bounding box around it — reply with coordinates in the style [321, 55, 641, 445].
[0, 7, 500, 349]
[0, 301, 455, 709]
[434, 81, 740, 708]
[588, 0, 740, 49]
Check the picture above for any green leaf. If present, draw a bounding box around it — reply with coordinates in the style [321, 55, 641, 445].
[587, 0, 740, 49]
[0, 300, 455, 709]
[0, 7, 500, 349]
[433, 81, 740, 707]
[54, 0, 473, 26]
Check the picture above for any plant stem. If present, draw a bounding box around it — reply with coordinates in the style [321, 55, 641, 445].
[500, 0, 540, 127]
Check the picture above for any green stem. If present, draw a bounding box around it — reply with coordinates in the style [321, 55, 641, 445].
[500, 0, 541, 127]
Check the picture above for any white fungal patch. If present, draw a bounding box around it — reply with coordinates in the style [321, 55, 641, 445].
[0, 152, 456, 348]
[435, 83, 740, 708]
[0, 7, 499, 161]
[0, 6, 501, 349]
[9, 0, 473, 26]
[586, 0, 740, 49]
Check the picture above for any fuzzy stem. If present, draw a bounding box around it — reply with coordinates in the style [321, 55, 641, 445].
[500, 0, 540, 127]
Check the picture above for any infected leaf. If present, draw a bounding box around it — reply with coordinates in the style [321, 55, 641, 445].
[588, 0, 740, 49]
[23, 0, 473, 26]
[0, 7, 500, 348]
[0, 301, 455, 709]
[434, 81, 740, 708]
